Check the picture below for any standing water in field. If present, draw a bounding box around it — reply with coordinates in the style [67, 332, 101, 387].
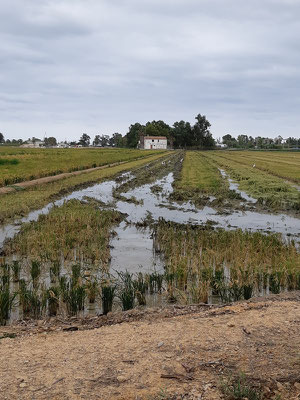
[0, 156, 300, 324]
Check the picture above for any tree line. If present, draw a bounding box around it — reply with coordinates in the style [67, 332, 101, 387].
[0, 114, 215, 149]
[221, 134, 300, 149]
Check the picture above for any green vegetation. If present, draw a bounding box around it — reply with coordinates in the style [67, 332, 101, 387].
[212, 150, 300, 183]
[173, 151, 226, 194]
[0, 151, 168, 224]
[0, 147, 164, 186]
[4, 199, 123, 267]
[205, 152, 300, 210]
[221, 373, 262, 400]
[154, 220, 300, 304]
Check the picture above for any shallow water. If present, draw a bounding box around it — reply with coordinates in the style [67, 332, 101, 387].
[219, 168, 257, 203]
[1, 164, 300, 323]
[1, 169, 300, 260]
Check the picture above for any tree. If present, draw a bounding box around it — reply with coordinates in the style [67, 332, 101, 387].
[172, 121, 192, 148]
[0, 133, 4, 143]
[192, 114, 214, 148]
[93, 135, 101, 146]
[44, 137, 57, 147]
[126, 123, 145, 148]
[100, 135, 110, 147]
[113, 132, 124, 147]
[79, 133, 90, 147]
[237, 134, 249, 148]
[222, 134, 238, 148]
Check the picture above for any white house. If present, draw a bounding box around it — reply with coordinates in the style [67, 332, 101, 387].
[139, 136, 167, 150]
[21, 139, 45, 148]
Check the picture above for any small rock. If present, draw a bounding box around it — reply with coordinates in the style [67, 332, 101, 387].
[117, 375, 128, 383]
[157, 341, 164, 348]
[19, 383, 27, 388]
[294, 382, 300, 390]
[227, 323, 235, 327]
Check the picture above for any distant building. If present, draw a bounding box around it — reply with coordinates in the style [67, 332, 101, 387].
[21, 139, 44, 148]
[139, 136, 167, 150]
[57, 142, 69, 148]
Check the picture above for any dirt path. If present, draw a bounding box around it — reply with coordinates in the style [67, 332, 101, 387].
[0, 292, 299, 399]
[0, 161, 129, 195]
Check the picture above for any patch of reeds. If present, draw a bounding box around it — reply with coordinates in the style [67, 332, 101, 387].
[154, 219, 300, 304]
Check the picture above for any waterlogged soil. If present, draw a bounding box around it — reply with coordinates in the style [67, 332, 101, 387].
[0, 292, 299, 399]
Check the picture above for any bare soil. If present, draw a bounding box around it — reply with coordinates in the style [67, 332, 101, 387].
[0, 292, 299, 399]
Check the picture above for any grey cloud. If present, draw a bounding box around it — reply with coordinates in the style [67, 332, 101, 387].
[1, 0, 300, 140]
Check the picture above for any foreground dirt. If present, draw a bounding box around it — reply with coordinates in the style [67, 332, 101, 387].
[0, 292, 300, 400]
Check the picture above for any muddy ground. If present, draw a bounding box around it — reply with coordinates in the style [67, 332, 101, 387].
[0, 292, 299, 400]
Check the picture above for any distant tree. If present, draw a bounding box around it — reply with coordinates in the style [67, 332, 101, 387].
[172, 121, 192, 148]
[192, 114, 214, 148]
[44, 137, 57, 147]
[126, 123, 145, 148]
[100, 135, 110, 147]
[93, 135, 101, 146]
[111, 132, 124, 147]
[237, 134, 249, 147]
[286, 137, 298, 146]
[222, 134, 238, 148]
[79, 133, 90, 147]
[5, 139, 11, 144]
[0, 132, 4, 143]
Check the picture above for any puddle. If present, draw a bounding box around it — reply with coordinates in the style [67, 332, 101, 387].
[1, 170, 300, 259]
[110, 221, 164, 274]
[1, 163, 300, 324]
[219, 168, 257, 203]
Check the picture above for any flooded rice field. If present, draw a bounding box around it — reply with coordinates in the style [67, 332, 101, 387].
[0, 154, 299, 323]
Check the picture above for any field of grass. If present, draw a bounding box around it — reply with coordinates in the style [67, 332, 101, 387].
[3, 199, 122, 266]
[214, 150, 300, 183]
[154, 220, 300, 304]
[0, 151, 169, 224]
[175, 151, 226, 194]
[205, 151, 300, 210]
[0, 147, 164, 186]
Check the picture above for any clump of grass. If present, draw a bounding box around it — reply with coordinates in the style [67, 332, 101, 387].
[154, 219, 300, 305]
[30, 261, 41, 289]
[50, 261, 60, 284]
[19, 280, 43, 319]
[101, 283, 116, 315]
[47, 287, 60, 316]
[221, 374, 262, 400]
[86, 278, 98, 304]
[0, 284, 16, 325]
[117, 271, 136, 311]
[11, 261, 20, 282]
[133, 272, 148, 306]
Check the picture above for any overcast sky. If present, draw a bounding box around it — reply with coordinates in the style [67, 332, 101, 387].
[1, 0, 300, 141]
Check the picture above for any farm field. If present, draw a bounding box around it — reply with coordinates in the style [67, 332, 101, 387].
[0, 147, 163, 186]
[0, 151, 169, 224]
[175, 151, 300, 211]
[212, 150, 300, 183]
[0, 149, 299, 399]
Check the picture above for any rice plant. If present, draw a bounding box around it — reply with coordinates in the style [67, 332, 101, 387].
[117, 271, 135, 311]
[101, 283, 116, 315]
[0, 285, 16, 325]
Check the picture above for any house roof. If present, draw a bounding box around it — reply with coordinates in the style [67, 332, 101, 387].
[144, 136, 167, 140]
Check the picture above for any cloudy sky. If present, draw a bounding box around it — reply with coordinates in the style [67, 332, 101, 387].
[1, 0, 300, 142]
